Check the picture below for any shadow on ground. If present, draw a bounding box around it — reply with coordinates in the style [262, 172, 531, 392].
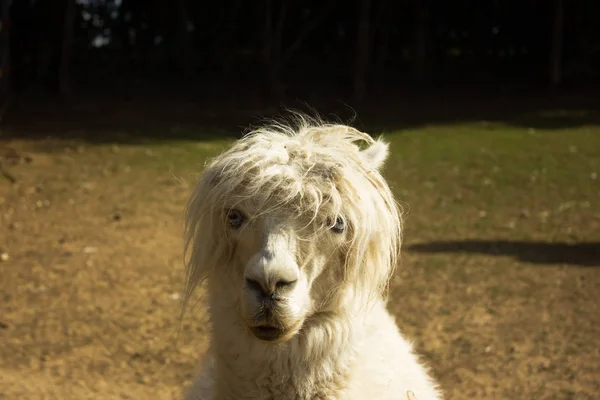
[1, 85, 600, 145]
[407, 240, 600, 267]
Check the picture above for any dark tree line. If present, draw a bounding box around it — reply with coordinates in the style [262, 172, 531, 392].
[2, 0, 600, 101]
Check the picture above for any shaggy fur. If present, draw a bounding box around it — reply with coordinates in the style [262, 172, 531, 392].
[183, 116, 443, 400]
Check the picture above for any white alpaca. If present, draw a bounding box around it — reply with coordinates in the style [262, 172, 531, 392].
[182, 116, 443, 400]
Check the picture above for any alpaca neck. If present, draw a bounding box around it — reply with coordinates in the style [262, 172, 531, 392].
[208, 291, 370, 399]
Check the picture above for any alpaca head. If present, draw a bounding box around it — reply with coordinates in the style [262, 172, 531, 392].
[184, 117, 402, 343]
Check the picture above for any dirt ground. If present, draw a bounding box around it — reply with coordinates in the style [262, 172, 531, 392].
[1, 117, 599, 399]
[0, 139, 213, 399]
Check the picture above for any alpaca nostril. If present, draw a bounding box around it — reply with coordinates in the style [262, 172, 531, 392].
[245, 278, 297, 297]
[274, 279, 297, 291]
[245, 278, 267, 296]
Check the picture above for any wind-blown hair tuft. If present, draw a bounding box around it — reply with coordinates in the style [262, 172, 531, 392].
[183, 115, 402, 311]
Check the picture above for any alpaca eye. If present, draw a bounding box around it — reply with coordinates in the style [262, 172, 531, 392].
[227, 209, 246, 229]
[327, 216, 345, 234]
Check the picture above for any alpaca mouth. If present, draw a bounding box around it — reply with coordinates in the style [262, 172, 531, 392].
[250, 325, 286, 342]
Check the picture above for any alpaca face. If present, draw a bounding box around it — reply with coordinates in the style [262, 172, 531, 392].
[225, 203, 350, 343]
[184, 119, 402, 345]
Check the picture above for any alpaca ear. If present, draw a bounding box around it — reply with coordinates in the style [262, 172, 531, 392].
[361, 140, 389, 171]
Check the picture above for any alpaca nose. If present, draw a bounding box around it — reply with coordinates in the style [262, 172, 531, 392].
[245, 241, 300, 298]
[245, 277, 297, 298]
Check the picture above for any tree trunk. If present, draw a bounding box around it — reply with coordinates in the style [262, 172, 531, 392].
[58, 0, 75, 95]
[0, 0, 10, 97]
[260, 0, 286, 98]
[269, 0, 287, 98]
[260, 0, 337, 99]
[216, 0, 241, 77]
[573, 0, 591, 79]
[413, 0, 430, 84]
[175, 0, 192, 77]
[353, 0, 371, 101]
[373, 0, 391, 81]
[550, 0, 563, 86]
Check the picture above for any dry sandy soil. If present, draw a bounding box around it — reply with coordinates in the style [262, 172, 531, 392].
[1, 115, 599, 399]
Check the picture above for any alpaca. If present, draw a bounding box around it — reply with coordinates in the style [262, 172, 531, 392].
[182, 116, 443, 400]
